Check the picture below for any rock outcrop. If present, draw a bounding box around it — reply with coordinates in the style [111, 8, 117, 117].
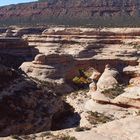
[123, 64, 140, 77]
[0, 37, 38, 61]
[0, 65, 72, 136]
[20, 27, 140, 94]
[87, 63, 140, 109]
[73, 116, 140, 140]
[26, 27, 140, 66]
[96, 65, 119, 91]
[20, 53, 75, 94]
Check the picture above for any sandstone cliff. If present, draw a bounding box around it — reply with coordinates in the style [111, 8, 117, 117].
[1, 0, 140, 26]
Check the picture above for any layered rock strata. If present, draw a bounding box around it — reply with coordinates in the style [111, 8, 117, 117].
[20, 54, 75, 94]
[0, 0, 140, 26]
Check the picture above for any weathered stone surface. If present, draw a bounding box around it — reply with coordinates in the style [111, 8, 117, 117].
[89, 69, 101, 81]
[0, 68, 68, 136]
[113, 86, 140, 108]
[97, 66, 119, 91]
[129, 77, 140, 86]
[89, 82, 97, 92]
[123, 65, 140, 77]
[20, 53, 75, 80]
[0, 37, 34, 60]
[26, 27, 140, 66]
[20, 54, 75, 94]
[33, 54, 46, 64]
[13, 27, 46, 37]
[72, 116, 140, 140]
[91, 91, 111, 103]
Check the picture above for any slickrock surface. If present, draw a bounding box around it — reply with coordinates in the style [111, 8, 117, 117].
[72, 116, 140, 140]
[0, 116, 139, 140]
[113, 86, 140, 108]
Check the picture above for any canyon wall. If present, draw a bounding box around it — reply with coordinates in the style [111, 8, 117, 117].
[0, 0, 140, 26]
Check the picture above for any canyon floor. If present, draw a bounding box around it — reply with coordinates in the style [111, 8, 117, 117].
[0, 27, 139, 140]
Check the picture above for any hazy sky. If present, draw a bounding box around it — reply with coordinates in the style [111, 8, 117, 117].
[0, 0, 37, 6]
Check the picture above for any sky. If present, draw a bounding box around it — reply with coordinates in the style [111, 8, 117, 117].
[0, 0, 37, 6]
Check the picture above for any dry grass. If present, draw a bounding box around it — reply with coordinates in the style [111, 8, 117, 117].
[87, 111, 114, 125]
[101, 84, 125, 99]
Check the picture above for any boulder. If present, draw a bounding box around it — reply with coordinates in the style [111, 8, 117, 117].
[91, 91, 111, 103]
[97, 65, 119, 92]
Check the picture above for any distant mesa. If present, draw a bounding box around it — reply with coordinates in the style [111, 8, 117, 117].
[0, 0, 140, 26]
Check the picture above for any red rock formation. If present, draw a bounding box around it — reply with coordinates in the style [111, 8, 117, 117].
[0, 0, 140, 26]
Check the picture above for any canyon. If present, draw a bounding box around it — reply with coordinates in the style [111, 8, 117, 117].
[0, 27, 139, 139]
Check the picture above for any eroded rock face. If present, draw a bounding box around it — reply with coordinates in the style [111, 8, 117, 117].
[20, 53, 75, 94]
[0, 37, 35, 61]
[21, 53, 75, 80]
[33, 54, 46, 64]
[0, 0, 140, 26]
[26, 27, 140, 68]
[0, 66, 69, 136]
[13, 27, 46, 37]
[89, 82, 97, 92]
[123, 64, 140, 77]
